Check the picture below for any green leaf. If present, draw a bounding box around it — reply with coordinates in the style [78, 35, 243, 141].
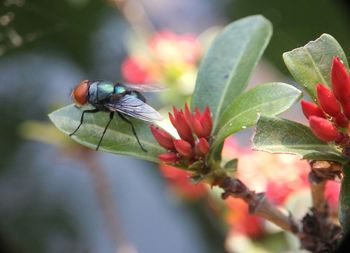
[253, 115, 348, 163]
[283, 34, 349, 100]
[192, 15, 272, 130]
[223, 158, 238, 172]
[48, 104, 164, 163]
[340, 164, 350, 233]
[211, 82, 302, 155]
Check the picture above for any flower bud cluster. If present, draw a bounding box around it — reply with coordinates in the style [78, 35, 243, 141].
[150, 103, 213, 166]
[301, 57, 350, 144]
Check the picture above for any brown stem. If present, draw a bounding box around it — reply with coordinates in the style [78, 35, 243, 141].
[311, 180, 327, 212]
[298, 161, 344, 252]
[217, 177, 301, 233]
[308, 160, 342, 213]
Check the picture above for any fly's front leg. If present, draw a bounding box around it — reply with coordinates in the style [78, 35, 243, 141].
[117, 112, 147, 152]
[70, 108, 99, 136]
[96, 112, 114, 151]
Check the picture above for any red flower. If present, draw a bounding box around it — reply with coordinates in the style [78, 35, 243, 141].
[121, 57, 151, 83]
[159, 164, 207, 199]
[169, 107, 194, 144]
[150, 125, 175, 150]
[315, 84, 348, 127]
[309, 116, 341, 142]
[225, 198, 264, 238]
[301, 100, 325, 119]
[149, 31, 202, 64]
[301, 56, 350, 142]
[316, 84, 342, 118]
[195, 138, 210, 156]
[331, 57, 350, 106]
[173, 139, 193, 158]
[150, 103, 213, 167]
[159, 152, 179, 163]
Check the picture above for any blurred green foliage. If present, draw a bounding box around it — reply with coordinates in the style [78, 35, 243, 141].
[0, 0, 108, 68]
[224, 0, 350, 74]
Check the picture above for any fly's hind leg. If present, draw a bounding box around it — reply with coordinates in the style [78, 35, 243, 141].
[70, 108, 99, 136]
[117, 112, 147, 152]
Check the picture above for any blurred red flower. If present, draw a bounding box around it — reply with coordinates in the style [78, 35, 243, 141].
[121, 30, 202, 94]
[225, 198, 263, 238]
[159, 164, 207, 199]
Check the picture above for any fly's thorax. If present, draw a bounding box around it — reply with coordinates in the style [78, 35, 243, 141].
[88, 80, 114, 105]
[114, 84, 127, 94]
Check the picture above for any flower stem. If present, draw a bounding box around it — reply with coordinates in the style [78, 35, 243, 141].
[217, 177, 301, 233]
[308, 160, 342, 212]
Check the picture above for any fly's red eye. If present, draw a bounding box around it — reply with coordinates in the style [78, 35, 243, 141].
[72, 80, 89, 106]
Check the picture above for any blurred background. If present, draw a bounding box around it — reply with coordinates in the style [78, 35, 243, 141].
[0, 0, 350, 252]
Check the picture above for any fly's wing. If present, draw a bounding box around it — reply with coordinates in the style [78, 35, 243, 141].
[121, 83, 167, 92]
[106, 94, 163, 122]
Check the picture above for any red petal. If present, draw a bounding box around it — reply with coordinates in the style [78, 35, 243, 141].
[201, 106, 213, 137]
[334, 113, 348, 128]
[342, 101, 350, 120]
[331, 57, 350, 105]
[196, 138, 210, 156]
[169, 112, 176, 127]
[159, 152, 179, 163]
[309, 116, 341, 142]
[316, 83, 341, 117]
[194, 107, 202, 119]
[174, 112, 194, 144]
[300, 100, 325, 119]
[184, 102, 193, 127]
[191, 115, 206, 138]
[150, 125, 175, 150]
[173, 139, 193, 158]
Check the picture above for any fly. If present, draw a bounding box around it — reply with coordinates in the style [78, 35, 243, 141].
[70, 80, 163, 152]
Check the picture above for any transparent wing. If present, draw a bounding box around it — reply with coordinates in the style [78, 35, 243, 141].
[106, 95, 163, 122]
[121, 83, 167, 92]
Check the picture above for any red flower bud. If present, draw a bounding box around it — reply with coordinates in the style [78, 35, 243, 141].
[300, 100, 325, 119]
[169, 111, 194, 144]
[150, 124, 175, 150]
[316, 84, 341, 117]
[341, 101, 350, 120]
[184, 102, 193, 127]
[194, 107, 202, 119]
[159, 152, 179, 163]
[191, 115, 206, 138]
[201, 106, 213, 137]
[331, 57, 350, 105]
[173, 139, 193, 158]
[309, 116, 341, 142]
[195, 137, 210, 156]
[334, 113, 348, 128]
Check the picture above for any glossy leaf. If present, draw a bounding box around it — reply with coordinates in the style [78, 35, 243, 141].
[48, 105, 164, 163]
[192, 15, 272, 129]
[211, 82, 302, 154]
[283, 34, 348, 100]
[253, 115, 348, 163]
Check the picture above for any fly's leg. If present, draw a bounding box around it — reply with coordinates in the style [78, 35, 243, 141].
[117, 112, 147, 152]
[96, 112, 114, 151]
[70, 108, 99, 136]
